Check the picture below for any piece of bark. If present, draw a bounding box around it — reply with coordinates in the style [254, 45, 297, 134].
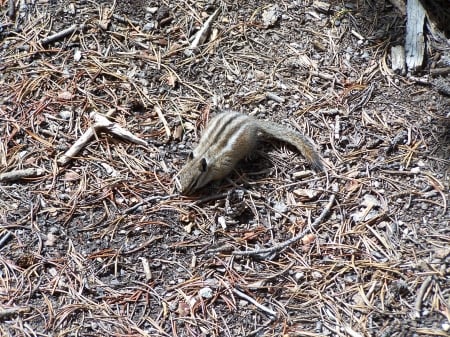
[405, 0, 426, 72]
[391, 45, 406, 75]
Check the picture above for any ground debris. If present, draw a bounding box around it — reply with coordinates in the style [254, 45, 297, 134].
[0, 0, 448, 336]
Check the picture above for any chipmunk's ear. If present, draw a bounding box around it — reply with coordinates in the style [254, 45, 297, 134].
[200, 158, 207, 172]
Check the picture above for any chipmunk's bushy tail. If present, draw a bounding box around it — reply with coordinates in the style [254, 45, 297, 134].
[257, 120, 324, 171]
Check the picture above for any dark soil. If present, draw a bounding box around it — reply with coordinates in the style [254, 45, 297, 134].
[0, 1, 449, 336]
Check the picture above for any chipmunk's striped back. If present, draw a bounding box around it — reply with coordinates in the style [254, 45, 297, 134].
[192, 111, 257, 164]
[176, 111, 323, 195]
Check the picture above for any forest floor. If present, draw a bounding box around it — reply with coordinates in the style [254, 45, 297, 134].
[0, 1, 449, 336]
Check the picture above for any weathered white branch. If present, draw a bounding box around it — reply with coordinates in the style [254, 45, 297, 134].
[0, 168, 45, 182]
[184, 9, 220, 57]
[57, 112, 146, 166]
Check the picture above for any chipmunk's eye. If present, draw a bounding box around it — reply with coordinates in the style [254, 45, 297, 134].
[200, 158, 207, 172]
[188, 151, 194, 160]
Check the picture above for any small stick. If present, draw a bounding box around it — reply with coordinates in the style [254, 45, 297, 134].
[0, 231, 12, 249]
[124, 236, 164, 255]
[184, 8, 220, 57]
[413, 276, 433, 318]
[343, 325, 364, 337]
[232, 288, 277, 317]
[309, 70, 334, 81]
[91, 112, 147, 145]
[57, 121, 96, 166]
[232, 194, 335, 257]
[155, 105, 171, 138]
[140, 257, 152, 280]
[57, 111, 146, 166]
[430, 67, 450, 76]
[265, 92, 285, 103]
[334, 115, 340, 140]
[40, 24, 82, 46]
[0, 306, 31, 318]
[0, 168, 45, 182]
[112, 13, 140, 26]
[122, 194, 177, 214]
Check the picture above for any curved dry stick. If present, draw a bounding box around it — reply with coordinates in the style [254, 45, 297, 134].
[232, 194, 336, 257]
[184, 8, 220, 57]
[232, 288, 277, 317]
[57, 112, 146, 166]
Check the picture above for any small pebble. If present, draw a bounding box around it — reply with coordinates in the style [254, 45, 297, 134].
[311, 271, 322, 279]
[294, 272, 305, 281]
[198, 287, 213, 299]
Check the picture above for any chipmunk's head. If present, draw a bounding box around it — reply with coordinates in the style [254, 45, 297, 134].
[176, 151, 213, 195]
[175, 111, 253, 195]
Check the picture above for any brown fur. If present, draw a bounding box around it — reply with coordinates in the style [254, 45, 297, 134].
[176, 111, 323, 195]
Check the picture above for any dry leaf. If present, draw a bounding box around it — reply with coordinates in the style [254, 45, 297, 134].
[302, 233, 316, 245]
[177, 301, 190, 316]
[62, 171, 80, 181]
[293, 188, 318, 200]
[165, 73, 177, 87]
[58, 91, 73, 100]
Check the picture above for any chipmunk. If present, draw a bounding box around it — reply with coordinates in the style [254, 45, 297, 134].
[176, 111, 324, 195]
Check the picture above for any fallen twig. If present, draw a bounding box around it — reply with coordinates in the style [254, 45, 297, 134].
[0, 168, 45, 182]
[155, 105, 171, 138]
[232, 288, 277, 317]
[0, 306, 31, 318]
[232, 194, 335, 257]
[122, 194, 177, 214]
[112, 13, 140, 26]
[184, 8, 220, 57]
[123, 236, 164, 255]
[0, 231, 12, 249]
[265, 92, 285, 103]
[57, 111, 146, 166]
[40, 24, 83, 46]
[413, 275, 433, 319]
